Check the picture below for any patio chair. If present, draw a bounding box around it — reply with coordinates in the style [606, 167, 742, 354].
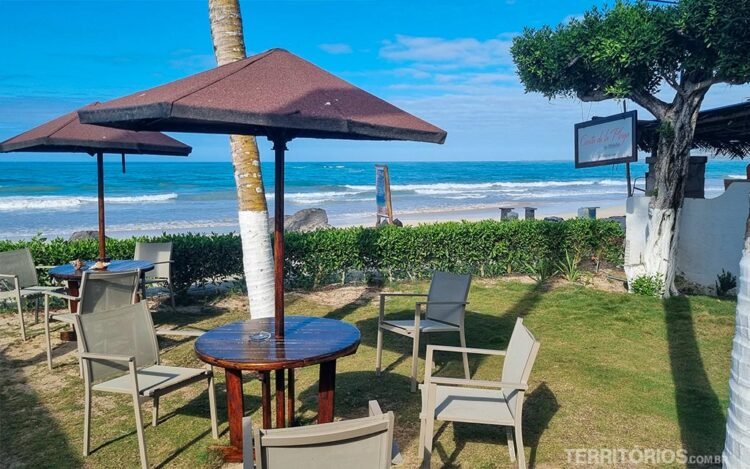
[134, 241, 176, 309]
[0, 248, 63, 341]
[418, 318, 540, 469]
[243, 400, 397, 469]
[75, 302, 218, 469]
[42, 269, 140, 370]
[376, 271, 471, 392]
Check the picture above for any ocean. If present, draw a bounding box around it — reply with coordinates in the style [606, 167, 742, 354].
[0, 160, 747, 240]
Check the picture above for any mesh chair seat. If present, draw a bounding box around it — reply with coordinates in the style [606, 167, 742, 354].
[92, 365, 210, 397]
[430, 386, 514, 426]
[51, 313, 76, 324]
[382, 319, 459, 333]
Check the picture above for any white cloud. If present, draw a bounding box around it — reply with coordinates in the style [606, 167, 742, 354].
[380, 34, 515, 67]
[319, 43, 353, 55]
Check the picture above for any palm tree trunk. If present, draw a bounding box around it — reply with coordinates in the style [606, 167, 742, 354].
[724, 211, 750, 466]
[209, 0, 274, 318]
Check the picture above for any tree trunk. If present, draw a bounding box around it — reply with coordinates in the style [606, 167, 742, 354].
[209, 0, 274, 318]
[628, 90, 707, 297]
[723, 209, 750, 466]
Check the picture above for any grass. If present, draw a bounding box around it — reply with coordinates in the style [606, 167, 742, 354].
[0, 279, 736, 468]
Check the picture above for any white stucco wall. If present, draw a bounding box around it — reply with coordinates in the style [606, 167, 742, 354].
[624, 183, 750, 292]
[675, 182, 750, 290]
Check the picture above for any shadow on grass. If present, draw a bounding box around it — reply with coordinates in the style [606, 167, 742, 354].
[663, 296, 726, 462]
[0, 348, 81, 468]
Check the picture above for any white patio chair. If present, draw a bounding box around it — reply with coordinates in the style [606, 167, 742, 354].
[0, 248, 62, 341]
[75, 302, 218, 469]
[418, 318, 540, 468]
[135, 241, 176, 309]
[376, 271, 471, 392]
[243, 400, 397, 469]
[42, 269, 140, 370]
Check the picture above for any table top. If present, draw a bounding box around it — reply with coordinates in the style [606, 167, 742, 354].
[49, 259, 154, 281]
[194, 316, 361, 371]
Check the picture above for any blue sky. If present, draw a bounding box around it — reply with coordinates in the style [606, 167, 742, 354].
[1, 0, 749, 162]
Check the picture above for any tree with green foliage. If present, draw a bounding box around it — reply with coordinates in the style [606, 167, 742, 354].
[511, 0, 750, 296]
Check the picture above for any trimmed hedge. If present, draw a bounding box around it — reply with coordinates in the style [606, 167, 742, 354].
[0, 219, 623, 292]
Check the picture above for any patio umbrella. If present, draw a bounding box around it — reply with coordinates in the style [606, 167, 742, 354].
[0, 102, 192, 261]
[78, 48, 446, 337]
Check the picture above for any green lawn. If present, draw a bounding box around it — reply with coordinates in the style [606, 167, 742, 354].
[0, 280, 736, 468]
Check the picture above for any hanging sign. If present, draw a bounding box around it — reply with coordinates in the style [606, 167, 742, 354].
[575, 110, 637, 168]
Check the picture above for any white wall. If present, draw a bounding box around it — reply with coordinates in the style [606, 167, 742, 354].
[676, 182, 750, 290]
[624, 182, 750, 293]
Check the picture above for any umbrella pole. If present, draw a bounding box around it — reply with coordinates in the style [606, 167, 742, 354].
[96, 152, 107, 261]
[272, 137, 288, 339]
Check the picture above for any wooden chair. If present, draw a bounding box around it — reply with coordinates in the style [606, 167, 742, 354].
[418, 318, 540, 468]
[376, 271, 471, 392]
[243, 400, 397, 469]
[135, 241, 176, 309]
[75, 302, 218, 469]
[0, 248, 62, 340]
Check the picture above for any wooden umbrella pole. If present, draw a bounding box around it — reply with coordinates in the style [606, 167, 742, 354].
[96, 152, 106, 261]
[272, 137, 288, 338]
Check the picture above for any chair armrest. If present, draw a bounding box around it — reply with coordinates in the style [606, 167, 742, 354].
[35, 265, 56, 270]
[43, 290, 79, 301]
[366, 400, 403, 466]
[427, 376, 528, 391]
[150, 260, 174, 265]
[155, 328, 204, 338]
[426, 344, 506, 356]
[415, 301, 469, 306]
[0, 273, 18, 279]
[379, 292, 428, 298]
[80, 352, 135, 363]
[368, 400, 383, 416]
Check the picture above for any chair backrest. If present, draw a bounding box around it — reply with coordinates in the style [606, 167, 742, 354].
[249, 412, 395, 469]
[501, 318, 540, 420]
[134, 242, 172, 279]
[77, 270, 140, 315]
[75, 302, 159, 384]
[425, 271, 471, 325]
[0, 248, 38, 289]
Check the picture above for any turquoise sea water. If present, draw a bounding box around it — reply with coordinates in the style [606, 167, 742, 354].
[0, 160, 747, 239]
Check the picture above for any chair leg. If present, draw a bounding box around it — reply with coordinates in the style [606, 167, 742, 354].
[514, 422, 526, 469]
[207, 374, 219, 439]
[459, 328, 470, 379]
[168, 281, 176, 311]
[421, 386, 436, 468]
[151, 396, 159, 427]
[83, 385, 92, 456]
[34, 296, 40, 324]
[375, 325, 383, 376]
[506, 427, 516, 462]
[411, 331, 420, 393]
[44, 295, 53, 370]
[132, 394, 149, 469]
[15, 291, 26, 341]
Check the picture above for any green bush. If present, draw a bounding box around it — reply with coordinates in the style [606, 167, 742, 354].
[631, 274, 665, 297]
[0, 219, 624, 292]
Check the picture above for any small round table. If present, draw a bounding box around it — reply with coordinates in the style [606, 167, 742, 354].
[49, 260, 154, 312]
[195, 316, 360, 461]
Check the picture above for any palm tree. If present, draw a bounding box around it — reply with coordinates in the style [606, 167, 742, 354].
[724, 220, 750, 466]
[208, 0, 274, 318]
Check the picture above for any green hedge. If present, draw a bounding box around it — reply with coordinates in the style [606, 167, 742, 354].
[0, 219, 624, 292]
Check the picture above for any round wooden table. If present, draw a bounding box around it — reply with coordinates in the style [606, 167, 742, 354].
[49, 260, 154, 313]
[195, 316, 360, 462]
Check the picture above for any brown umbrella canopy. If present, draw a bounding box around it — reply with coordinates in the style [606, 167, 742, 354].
[0, 102, 192, 260]
[77, 48, 446, 144]
[78, 48, 446, 336]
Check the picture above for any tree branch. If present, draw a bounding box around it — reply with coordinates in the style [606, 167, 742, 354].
[661, 73, 685, 97]
[630, 91, 669, 119]
[577, 90, 611, 102]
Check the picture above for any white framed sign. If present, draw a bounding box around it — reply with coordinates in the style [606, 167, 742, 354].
[575, 110, 637, 168]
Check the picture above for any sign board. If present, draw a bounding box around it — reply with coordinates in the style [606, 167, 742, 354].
[375, 164, 394, 224]
[575, 110, 637, 168]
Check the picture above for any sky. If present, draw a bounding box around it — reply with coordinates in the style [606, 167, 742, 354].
[1, 0, 749, 163]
